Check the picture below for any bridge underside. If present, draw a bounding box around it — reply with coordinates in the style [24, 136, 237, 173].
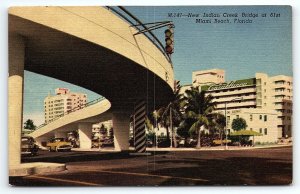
[11, 14, 173, 111]
[9, 6, 174, 175]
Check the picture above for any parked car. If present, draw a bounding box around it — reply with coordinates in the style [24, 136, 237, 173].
[178, 138, 187, 147]
[212, 139, 232, 146]
[101, 138, 114, 147]
[185, 138, 197, 147]
[146, 140, 154, 148]
[157, 138, 171, 148]
[47, 138, 72, 152]
[21, 136, 39, 156]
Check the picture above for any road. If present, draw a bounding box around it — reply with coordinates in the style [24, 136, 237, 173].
[10, 146, 292, 186]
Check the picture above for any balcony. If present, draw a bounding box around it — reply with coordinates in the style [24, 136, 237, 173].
[215, 101, 256, 109]
[209, 87, 256, 97]
[212, 94, 256, 103]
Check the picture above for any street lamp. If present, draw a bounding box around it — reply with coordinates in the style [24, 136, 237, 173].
[153, 110, 158, 149]
[224, 97, 243, 150]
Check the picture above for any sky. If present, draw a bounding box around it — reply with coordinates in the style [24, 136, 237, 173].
[23, 6, 292, 126]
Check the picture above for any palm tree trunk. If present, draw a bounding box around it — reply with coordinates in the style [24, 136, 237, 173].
[166, 126, 170, 145]
[196, 128, 201, 148]
[172, 128, 177, 148]
[220, 128, 223, 146]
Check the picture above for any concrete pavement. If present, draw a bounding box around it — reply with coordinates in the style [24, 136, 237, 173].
[12, 146, 292, 186]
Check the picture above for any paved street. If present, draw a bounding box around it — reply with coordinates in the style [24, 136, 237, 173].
[10, 146, 292, 186]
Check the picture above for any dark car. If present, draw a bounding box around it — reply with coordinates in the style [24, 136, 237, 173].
[146, 140, 154, 147]
[21, 136, 39, 156]
[101, 138, 114, 147]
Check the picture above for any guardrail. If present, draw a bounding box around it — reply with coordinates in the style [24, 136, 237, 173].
[36, 96, 106, 130]
[106, 6, 173, 66]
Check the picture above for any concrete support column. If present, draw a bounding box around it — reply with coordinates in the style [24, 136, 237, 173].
[78, 123, 92, 149]
[9, 33, 25, 168]
[112, 112, 130, 151]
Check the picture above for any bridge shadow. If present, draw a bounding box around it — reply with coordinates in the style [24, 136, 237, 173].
[150, 157, 292, 185]
[20, 150, 292, 186]
[103, 156, 292, 186]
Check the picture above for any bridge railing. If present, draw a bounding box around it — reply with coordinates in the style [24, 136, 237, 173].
[106, 6, 173, 66]
[35, 96, 106, 130]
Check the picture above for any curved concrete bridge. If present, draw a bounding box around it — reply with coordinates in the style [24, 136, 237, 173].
[30, 98, 113, 150]
[9, 6, 174, 174]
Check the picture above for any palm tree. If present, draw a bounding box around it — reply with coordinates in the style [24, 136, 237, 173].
[156, 81, 185, 147]
[209, 113, 226, 144]
[184, 86, 216, 148]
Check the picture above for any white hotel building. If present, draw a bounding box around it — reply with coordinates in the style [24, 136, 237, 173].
[44, 88, 87, 124]
[182, 69, 293, 143]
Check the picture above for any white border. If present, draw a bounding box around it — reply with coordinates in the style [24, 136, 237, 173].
[1, 0, 299, 193]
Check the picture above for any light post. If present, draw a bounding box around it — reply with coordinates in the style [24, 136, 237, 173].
[154, 110, 158, 149]
[170, 107, 173, 148]
[225, 101, 228, 150]
[224, 97, 243, 150]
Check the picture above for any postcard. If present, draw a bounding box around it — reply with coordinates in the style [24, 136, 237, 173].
[8, 5, 292, 186]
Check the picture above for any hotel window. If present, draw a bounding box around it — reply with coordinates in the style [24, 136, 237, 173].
[236, 115, 239, 119]
[259, 128, 262, 134]
[250, 128, 253, 131]
[264, 82, 266, 85]
[259, 115, 262, 120]
[264, 128, 268, 135]
[250, 114, 253, 121]
[264, 115, 267, 122]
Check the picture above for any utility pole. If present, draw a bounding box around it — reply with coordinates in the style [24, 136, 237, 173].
[225, 102, 228, 150]
[170, 107, 173, 148]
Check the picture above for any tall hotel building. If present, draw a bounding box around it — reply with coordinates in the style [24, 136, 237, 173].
[182, 69, 293, 143]
[44, 88, 87, 123]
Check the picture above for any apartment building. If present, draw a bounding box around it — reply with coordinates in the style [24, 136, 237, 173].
[184, 69, 293, 143]
[44, 88, 87, 123]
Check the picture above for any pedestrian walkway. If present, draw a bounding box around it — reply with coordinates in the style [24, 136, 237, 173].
[71, 144, 292, 152]
[72, 148, 120, 152]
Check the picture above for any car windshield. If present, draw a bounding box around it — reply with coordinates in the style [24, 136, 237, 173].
[53, 138, 65, 142]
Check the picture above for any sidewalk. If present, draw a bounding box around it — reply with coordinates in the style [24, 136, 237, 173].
[72, 148, 121, 152]
[147, 143, 292, 151]
[71, 144, 292, 152]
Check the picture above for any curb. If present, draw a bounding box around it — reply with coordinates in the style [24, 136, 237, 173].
[9, 162, 66, 177]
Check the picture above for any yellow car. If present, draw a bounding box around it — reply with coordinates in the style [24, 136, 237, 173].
[47, 138, 72, 152]
[212, 139, 232, 146]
